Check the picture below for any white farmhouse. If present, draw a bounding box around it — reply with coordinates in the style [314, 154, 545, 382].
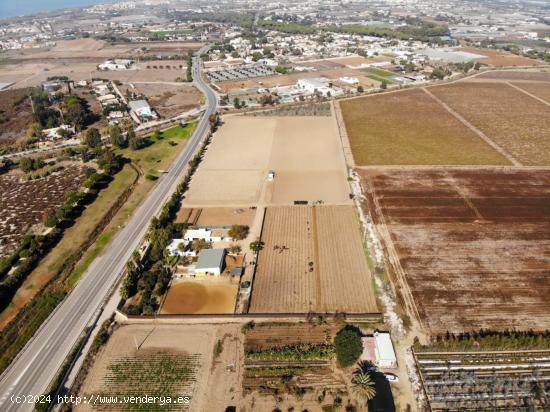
[166, 239, 197, 257]
[183, 228, 233, 243]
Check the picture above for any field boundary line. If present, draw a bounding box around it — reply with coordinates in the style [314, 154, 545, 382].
[505, 81, 550, 107]
[421, 87, 522, 167]
[361, 174, 425, 331]
[331, 100, 356, 167]
[444, 172, 484, 221]
[354, 165, 550, 171]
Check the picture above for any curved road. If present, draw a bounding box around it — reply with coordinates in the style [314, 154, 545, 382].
[0, 49, 217, 411]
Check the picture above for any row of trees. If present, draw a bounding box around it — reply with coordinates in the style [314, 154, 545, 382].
[120, 115, 220, 313]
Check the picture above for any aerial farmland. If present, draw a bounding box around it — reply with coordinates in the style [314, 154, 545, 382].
[184, 114, 351, 206]
[249, 205, 378, 314]
[358, 167, 550, 334]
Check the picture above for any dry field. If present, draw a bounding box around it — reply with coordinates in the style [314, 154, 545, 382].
[159, 279, 238, 314]
[477, 70, 550, 82]
[460, 47, 543, 67]
[184, 115, 351, 206]
[339, 88, 510, 166]
[77, 323, 237, 412]
[0, 87, 33, 143]
[0, 166, 86, 258]
[249, 205, 378, 314]
[175, 207, 256, 227]
[216, 67, 380, 93]
[510, 81, 550, 104]
[429, 82, 550, 165]
[134, 83, 201, 118]
[359, 168, 550, 334]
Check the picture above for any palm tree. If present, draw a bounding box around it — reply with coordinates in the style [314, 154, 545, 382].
[351, 361, 376, 403]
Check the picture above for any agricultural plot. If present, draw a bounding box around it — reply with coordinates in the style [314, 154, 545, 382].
[429, 82, 550, 165]
[242, 323, 347, 402]
[511, 81, 550, 104]
[175, 207, 256, 227]
[249, 205, 378, 314]
[459, 47, 542, 67]
[0, 166, 86, 258]
[477, 70, 550, 82]
[339, 89, 509, 165]
[184, 116, 351, 206]
[359, 168, 550, 334]
[134, 83, 201, 118]
[77, 324, 217, 412]
[415, 349, 550, 410]
[159, 279, 238, 314]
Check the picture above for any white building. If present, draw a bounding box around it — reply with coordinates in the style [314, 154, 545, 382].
[42, 124, 75, 140]
[166, 239, 197, 257]
[98, 59, 133, 70]
[361, 331, 397, 368]
[183, 228, 233, 243]
[340, 76, 359, 85]
[128, 100, 153, 120]
[374, 332, 397, 368]
[194, 248, 226, 277]
[296, 77, 334, 96]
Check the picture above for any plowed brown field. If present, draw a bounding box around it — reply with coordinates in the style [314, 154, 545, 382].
[359, 168, 550, 334]
[249, 205, 378, 314]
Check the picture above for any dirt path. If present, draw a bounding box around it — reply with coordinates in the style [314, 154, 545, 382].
[506, 81, 550, 106]
[421, 87, 522, 167]
[311, 207, 322, 309]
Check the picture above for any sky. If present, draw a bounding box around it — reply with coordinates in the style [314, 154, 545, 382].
[0, 0, 119, 19]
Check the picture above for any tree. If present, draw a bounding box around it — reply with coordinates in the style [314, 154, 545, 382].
[152, 130, 162, 140]
[351, 362, 376, 403]
[334, 326, 363, 367]
[42, 208, 58, 228]
[84, 127, 101, 148]
[380, 80, 388, 90]
[109, 124, 126, 148]
[357, 85, 364, 93]
[233, 97, 242, 109]
[19, 157, 34, 173]
[228, 225, 249, 240]
[250, 239, 265, 253]
[192, 239, 209, 252]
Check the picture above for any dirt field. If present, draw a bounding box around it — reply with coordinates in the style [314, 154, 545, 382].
[0, 87, 33, 144]
[77, 323, 243, 412]
[175, 207, 256, 227]
[184, 115, 351, 206]
[339, 88, 510, 166]
[134, 82, 201, 118]
[359, 168, 550, 334]
[0, 166, 86, 258]
[159, 279, 238, 314]
[0, 39, 200, 88]
[510, 81, 550, 104]
[429, 82, 550, 165]
[461, 47, 543, 67]
[249, 205, 378, 314]
[216, 67, 380, 93]
[477, 70, 550, 82]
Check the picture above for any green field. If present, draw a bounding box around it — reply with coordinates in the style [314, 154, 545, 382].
[362, 67, 396, 83]
[339, 89, 510, 165]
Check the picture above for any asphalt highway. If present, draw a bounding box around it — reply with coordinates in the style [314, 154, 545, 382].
[0, 49, 217, 412]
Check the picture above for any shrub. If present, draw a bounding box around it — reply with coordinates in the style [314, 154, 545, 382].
[334, 326, 363, 367]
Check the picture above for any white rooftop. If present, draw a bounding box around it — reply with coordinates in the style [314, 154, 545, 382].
[374, 332, 396, 362]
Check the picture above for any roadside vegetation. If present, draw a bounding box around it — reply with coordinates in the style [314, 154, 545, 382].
[0, 122, 197, 375]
